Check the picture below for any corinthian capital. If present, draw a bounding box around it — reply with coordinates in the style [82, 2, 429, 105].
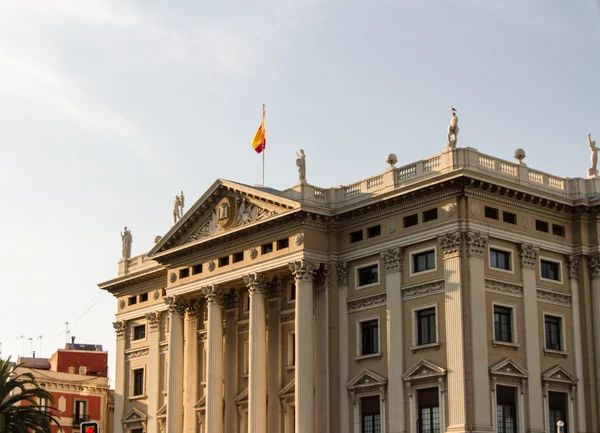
[313, 265, 329, 290]
[145, 312, 161, 332]
[201, 285, 228, 306]
[567, 255, 579, 280]
[243, 273, 268, 296]
[381, 247, 402, 274]
[519, 244, 539, 269]
[186, 299, 201, 319]
[336, 262, 349, 287]
[164, 295, 187, 315]
[113, 321, 126, 339]
[438, 232, 462, 259]
[589, 254, 600, 278]
[466, 231, 488, 258]
[288, 260, 317, 282]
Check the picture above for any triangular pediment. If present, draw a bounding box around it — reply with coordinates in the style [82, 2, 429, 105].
[123, 408, 147, 423]
[490, 358, 528, 378]
[149, 179, 300, 257]
[157, 404, 167, 417]
[542, 365, 577, 384]
[280, 379, 295, 397]
[235, 387, 248, 404]
[348, 369, 388, 391]
[194, 395, 206, 410]
[403, 360, 446, 381]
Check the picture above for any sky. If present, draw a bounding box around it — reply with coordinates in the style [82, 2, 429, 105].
[0, 0, 599, 387]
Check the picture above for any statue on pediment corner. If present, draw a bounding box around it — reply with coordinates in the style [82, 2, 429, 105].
[296, 149, 307, 184]
[173, 191, 185, 224]
[446, 107, 459, 149]
[121, 226, 132, 259]
[588, 133, 598, 178]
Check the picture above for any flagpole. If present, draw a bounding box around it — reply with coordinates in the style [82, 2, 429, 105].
[262, 103, 266, 186]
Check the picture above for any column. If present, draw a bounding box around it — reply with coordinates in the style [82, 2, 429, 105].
[224, 291, 239, 433]
[520, 244, 544, 433]
[569, 256, 587, 433]
[244, 273, 268, 433]
[145, 312, 161, 433]
[204, 285, 226, 433]
[267, 280, 282, 433]
[112, 321, 126, 433]
[438, 232, 467, 432]
[336, 262, 350, 433]
[588, 254, 600, 431]
[381, 247, 405, 433]
[466, 232, 493, 433]
[165, 296, 186, 433]
[289, 259, 317, 433]
[314, 266, 330, 433]
[183, 301, 200, 433]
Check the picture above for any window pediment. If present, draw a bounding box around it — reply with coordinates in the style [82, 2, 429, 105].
[123, 407, 147, 424]
[403, 359, 446, 382]
[490, 357, 528, 379]
[542, 365, 576, 385]
[280, 379, 295, 398]
[347, 369, 387, 405]
[157, 404, 167, 417]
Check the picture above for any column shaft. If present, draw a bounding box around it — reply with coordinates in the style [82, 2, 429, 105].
[113, 322, 126, 433]
[183, 304, 199, 433]
[337, 263, 350, 433]
[146, 313, 161, 433]
[267, 293, 282, 433]
[589, 256, 600, 431]
[569, 256, 586, 433]
[165, 297, 185, 433]
[314, 266, 329, 433]
[382, 248, 405, 433]
[205, 287, 225, 433]
[224, 296, 239, 433]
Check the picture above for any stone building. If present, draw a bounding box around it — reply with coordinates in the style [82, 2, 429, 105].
[99, 146, 600, 433]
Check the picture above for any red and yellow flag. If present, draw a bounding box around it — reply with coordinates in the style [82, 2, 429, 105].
[251, 104, 266, 154]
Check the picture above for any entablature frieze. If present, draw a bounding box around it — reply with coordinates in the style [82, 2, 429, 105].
[347, 291, 386, 313]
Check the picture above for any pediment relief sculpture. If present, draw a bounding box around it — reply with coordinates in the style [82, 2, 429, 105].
[489, 358, 528, 378]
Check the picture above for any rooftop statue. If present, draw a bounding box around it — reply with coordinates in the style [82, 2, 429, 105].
[173, 191, 185, 224]
[296, 149, 307, 184]
[121, 226, 132, 260]
[589, 133, 598, 178]
[446, 107, 459, 149]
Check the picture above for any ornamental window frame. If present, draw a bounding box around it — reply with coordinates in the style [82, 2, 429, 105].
[543, 312, 567, 355]
[539, 257, 563, 285]
[409, 247, 437, 277]
[354, 262, 380, 290]
[411, 303, 439, 350]
[488, 245, 514, 274]
[492, 301, 519, 347]
[130, 365, 146, 399]
[355, 314, 382, 360]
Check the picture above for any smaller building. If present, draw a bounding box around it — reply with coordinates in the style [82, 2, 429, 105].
[18, 340, 113, 433]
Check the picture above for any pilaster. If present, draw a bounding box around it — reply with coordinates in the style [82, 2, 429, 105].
[588, 254, 600, 431]
[224, 290, 239, 433]
[183, 300, 200, 433]
[519, 244, 545, 433]
[203, 285, 226, 433]
[438, 232, 467, 432]
[314, 265, 330, 433]
[336, 262, 350, 433]
[289, 259, 317, 433]
[267, 280, 282, 433]
[244, 273, 268, 433]
[113, 320, 126, 433]
[165, 296, 186, 433]
[381, 247, 404, 433]
[466, 231, 493, 433]
[145, 312, 161, 433]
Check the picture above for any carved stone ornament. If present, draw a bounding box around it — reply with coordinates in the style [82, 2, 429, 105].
[293, 233, 304, 246]
[207, 260, 216, 272]
[442, 203, 457, 217]
[244, 273, 268, 296]
[126, 348, 149, 361]
[216, 197, 235, 229]
[589, 253, 600, 278]
[237, 322, 250, 332]
[280, 311, 295, 323]
[164, 296, 187, 315]
[402, 281, 445, 300]
[519, 244, 538, 269]
[386, 221, 397, 234]
[336, 262, 349, 287]
[347, 293, 386, 312]
[568, 255, 579, 280]
[202, 285, 228, 306]
[223, 290, 240, 310]
[438, 232, 462, 259]
[466, 231, 488, 258]
[145, 312, 161, 332]
[153, 290, 160, 300]
[537, 289, 571, 306]
[267, 277, 283, 299]
[113, 321, 126, 339]
[485, 279, 523, 297]
[523, 216, 533, 229]
[169, 272, 177, 283]
[313, 266, 328, 290]
[186, 299, 201, 318]
[248, 247, 258, 260]
[470, 203, 480, 217]
[381, 248, 402, 274]
[119, 300, 125, 309]
[289, 260, 317, 282]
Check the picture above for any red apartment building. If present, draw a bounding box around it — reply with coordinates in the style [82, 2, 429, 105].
[18, 339, 114, 433]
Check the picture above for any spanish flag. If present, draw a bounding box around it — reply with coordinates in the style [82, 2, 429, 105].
[251, 104, 266, 154]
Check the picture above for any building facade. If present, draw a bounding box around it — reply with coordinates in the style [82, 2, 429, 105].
[99, 146, 600, 433]
[17, 342, 113, 433]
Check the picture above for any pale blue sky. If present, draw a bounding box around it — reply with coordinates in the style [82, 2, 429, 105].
[1, 0, 599, 385]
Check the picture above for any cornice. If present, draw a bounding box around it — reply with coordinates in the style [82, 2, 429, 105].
[98, 267, 166, 293]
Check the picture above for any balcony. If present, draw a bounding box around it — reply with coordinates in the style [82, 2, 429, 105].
[73, 414, 90, 426]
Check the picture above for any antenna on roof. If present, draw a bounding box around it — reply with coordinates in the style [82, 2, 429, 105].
[36, 335, 43, 358]
[17, 335, 25, 356]
[28, 338, 33, 356]
[65, 322, 70, 344]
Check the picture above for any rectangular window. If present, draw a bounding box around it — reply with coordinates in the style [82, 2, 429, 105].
[39, 397, 48, 412]
[485, 206, 499, 220]
[418, 388, 440, 433]
[179, 268, 190, 279]
[503, 211, 517, 224]
[350, 230, 364, 243]
[277, 238, 289, 249]
[288, 333, 296, 367]
[361, 396, 381, 433]
[74, 400, 87, 424]
[413, 250, 436, 273]
[357, 264, 379, 287]
[243, 292, 250, 313]
[545, 315, 562, 351]
[360, 319, 379, 355]
[541, 259, 561, 281]
[404, 214, 418, 228]
[289, 282, 296, 302]
[133, 368, 144, 396]
[496, 386, 517, 433]
[417, 308, 436, 345]
[232, 252, 244, 263]
[192, 264, 203, 275]
[139, 293, 148, 303]
[218, 256, 230, 267]
[536, 220, 549, 232]
[490, 249, 511, 271]
[367, 225, 381, 238]
[261, 242, 273, 254]
[552, 224, 565, 237]
[128, 296, 137, 306]
[548, 392, 568, 433]
[494, 306, 513, 343]
[423, 208, 438, 222]
[132, 324, 146, 341]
